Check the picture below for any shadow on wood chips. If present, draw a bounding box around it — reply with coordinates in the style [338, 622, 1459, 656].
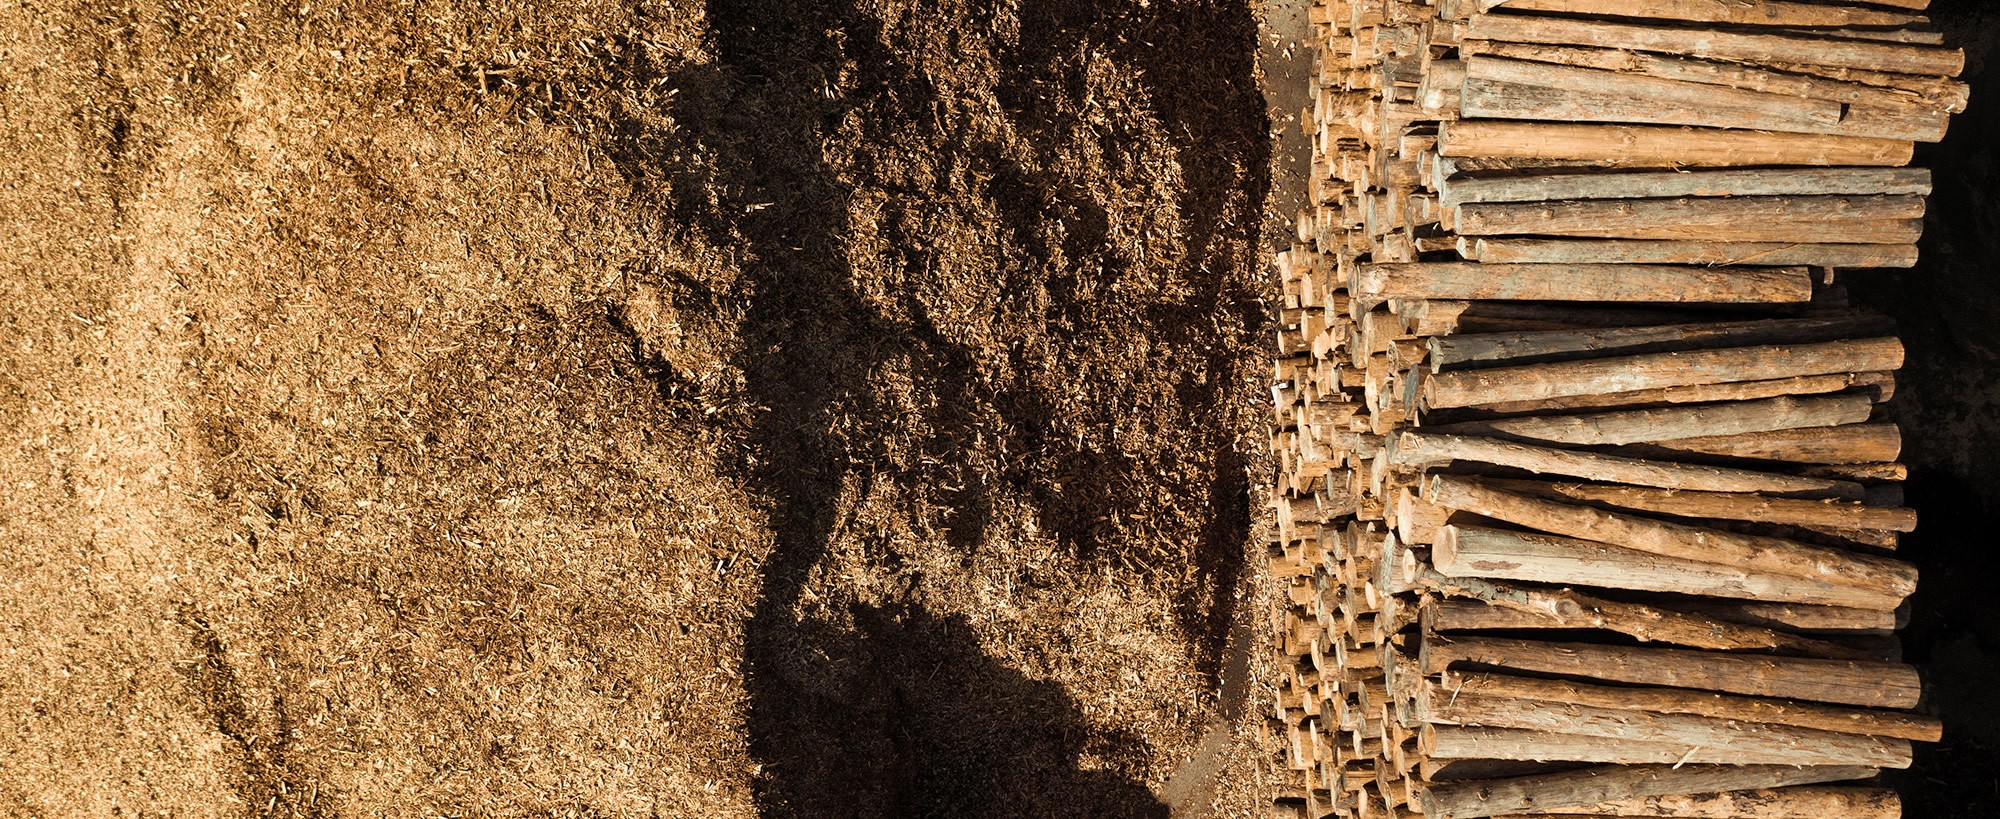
[580, 0, 1268, 814]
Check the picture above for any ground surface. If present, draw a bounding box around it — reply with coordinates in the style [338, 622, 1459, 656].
[10, 1, 2000, 817]
[0, 1, 1279, 815]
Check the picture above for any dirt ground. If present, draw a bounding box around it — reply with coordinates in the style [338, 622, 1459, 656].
[14, 0, 2000, 816]
[0, 0, 1278, 816]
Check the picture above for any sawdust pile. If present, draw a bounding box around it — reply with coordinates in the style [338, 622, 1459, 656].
[0, 0, 1275, 814]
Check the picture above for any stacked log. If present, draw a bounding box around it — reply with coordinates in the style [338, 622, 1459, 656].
[1265, 1, 1961, 817]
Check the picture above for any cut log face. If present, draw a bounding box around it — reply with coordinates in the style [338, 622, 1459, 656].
[1260, 0, 1949, 808]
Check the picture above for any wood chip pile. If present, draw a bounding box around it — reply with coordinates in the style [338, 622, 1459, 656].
[1264, 1, 1966, 817]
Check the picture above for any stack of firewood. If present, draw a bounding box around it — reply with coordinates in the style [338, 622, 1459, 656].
[1265, 1, 1964, 817]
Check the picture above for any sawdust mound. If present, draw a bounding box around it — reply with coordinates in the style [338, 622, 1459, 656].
[0, 0, 1274, 815]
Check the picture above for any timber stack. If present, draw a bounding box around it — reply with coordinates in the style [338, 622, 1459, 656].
[1264, 1, 1963, 817]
